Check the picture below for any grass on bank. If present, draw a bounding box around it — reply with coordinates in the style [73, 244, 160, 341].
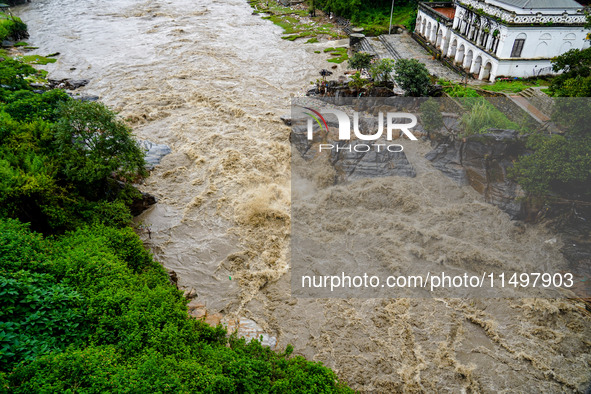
[479, 78, 551, 94]
[324, 46, 348, 63]
[249, 0, 346, 42]
[15, 54, 57, 65]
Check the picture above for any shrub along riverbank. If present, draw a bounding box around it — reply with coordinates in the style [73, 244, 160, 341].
[0, 37, 352, 394]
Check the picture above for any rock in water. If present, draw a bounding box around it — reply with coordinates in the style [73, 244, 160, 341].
[138, 140, 172, 170]
[129, 191, 157, 216]
[280, 114, 292, 126]
[48, 78, 90, 90]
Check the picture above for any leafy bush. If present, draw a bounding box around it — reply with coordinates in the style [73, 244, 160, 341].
[0, 59, 36, 90]
[348, 51, 374, 71]
[392, 58, 431, 96]
[550, 47, 591, 96]
[312, 0, 417, 33]
[53, 100, 146, 186]
[420, 98, 443, 133]
[460, 99, 519, 135]
[0, 79, 145, 232]
[370, 58, 396, 83]
[0, 13, 27, 42]
[0, 220, 352, 393]
[0, 271, 87, 370]
[511, 99, 591, 196]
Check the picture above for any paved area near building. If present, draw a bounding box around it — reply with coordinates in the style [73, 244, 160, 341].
[367, 32, 466, 83]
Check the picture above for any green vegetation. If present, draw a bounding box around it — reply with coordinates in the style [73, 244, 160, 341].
[0, 52, 353, 392]
[549, 47, 591, 97]
[250, 0, 345, 41]
[310, 0, 417, 35]
[1, 220, 353, 392]
[479, 79, 548, 94]
[348, 51, 374, 72]
[369, 57, 395, 83]
[439, 79, 480, 97]
[0, 11, 27, 42]
[511, 99, 591, 197]
[460, 98, 520, 135]
[324, 46, 348, 63]
[16, 54, 57, 65]
[392, 58, 430, 96]
[348, 71, 368, 90]
[508, 49, 591, 197]
[420, 98, 444, 134]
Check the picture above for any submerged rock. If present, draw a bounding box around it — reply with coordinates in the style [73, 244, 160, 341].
[130, 191, 157, 216]
[139, 140, 172, 170]
[48, 78, 90, 90]
[70, 94, 100, 102]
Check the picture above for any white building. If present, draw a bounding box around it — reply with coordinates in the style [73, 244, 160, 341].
[415, 0, 590, 81]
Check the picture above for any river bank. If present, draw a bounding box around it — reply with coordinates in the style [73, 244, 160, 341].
[14, 0, 591, 391]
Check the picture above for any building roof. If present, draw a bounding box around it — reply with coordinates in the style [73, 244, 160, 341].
[492, 0, 583, 9]
[432, 6, 456, 19]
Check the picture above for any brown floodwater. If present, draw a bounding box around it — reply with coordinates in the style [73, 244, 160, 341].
[16, 0, 591, 391]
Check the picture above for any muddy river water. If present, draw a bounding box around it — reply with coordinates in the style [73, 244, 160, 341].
[16, 0, 591, 391]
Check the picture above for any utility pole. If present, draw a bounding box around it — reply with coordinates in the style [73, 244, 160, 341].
[389, 0, 394, 34]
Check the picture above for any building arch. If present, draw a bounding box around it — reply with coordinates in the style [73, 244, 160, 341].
[560, 41, 573, 54]
[442, 30, 452, 55]
[436, 29, 443, 48]
[539, 33, 552, 41]
[421, 19, 427, 36]
[471, 55, 483, 76]
[481, 61, 493, 81]
[416, 16, 422, 34]
[430, 24, 437, 43]
[464, 49, 474, 70]
[426, 22, 432, 42]
[535, 41, 548, 58]
[564, 33, 576, 40]
[448, 38, 458, 58]
[456, 44, 465, 65]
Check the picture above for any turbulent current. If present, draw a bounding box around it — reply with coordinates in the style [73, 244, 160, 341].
[17, 0, 591, 391]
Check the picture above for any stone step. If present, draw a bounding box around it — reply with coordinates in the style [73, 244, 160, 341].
[359, 37, 378, 57]
[519, 87, 536, 98]
[378, 35, 402, 60]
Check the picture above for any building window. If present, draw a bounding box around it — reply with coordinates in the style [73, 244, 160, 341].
[511, 38, 525, 57]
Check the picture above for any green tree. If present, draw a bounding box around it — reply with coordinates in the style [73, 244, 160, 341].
[0, 59, 36, 90]
[420, 98, 443, 134]
[53, 100, 146, 186]
[549, 47, 591, 96]
[369, 58, 396, 83]
[348, 51, 374, 72]
[511, 98, 591, 196]
[392, 58, 431, 96]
